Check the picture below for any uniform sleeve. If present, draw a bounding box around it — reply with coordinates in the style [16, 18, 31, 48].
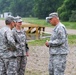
[48, 27, 67, 47]
[24, 32, 29, 52]
[12, 30, 20, 43]
[5, 30, 17, 50]
[25, 42, 29, 52]
[12, 29, 22, 51]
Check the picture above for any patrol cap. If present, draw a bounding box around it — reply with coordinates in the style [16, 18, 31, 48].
[5, 16, 15, 24]
[15, 16, 23, 22]
[46, 12, 58, 23]
[49, 12, 58, 18]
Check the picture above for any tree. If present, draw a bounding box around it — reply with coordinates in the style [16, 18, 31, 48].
[0, 0, 11, 13]
[0, 0, 34, 17]
[10, 0, 34, 17]
[33, 0, 63, 19]
[69, 11, 76, 22]
[0, 0, 64, 18]
[58, 0, 76, 21]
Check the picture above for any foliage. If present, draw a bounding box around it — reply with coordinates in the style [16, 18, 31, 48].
[0, 0, 63, 18]
[33, 0, 63, 19]
[58, 0, 76, 21]
[0, 0, 76, 21]
[0, 0, 11, 13]
[69, 11, 76, 22]
[0, 0, 34, 17]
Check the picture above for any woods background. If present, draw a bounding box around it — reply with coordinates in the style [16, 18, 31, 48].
[0, 0, 76, 21]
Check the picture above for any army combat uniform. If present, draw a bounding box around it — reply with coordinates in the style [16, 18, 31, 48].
[48, 22, 69, 75]
[12, 28, 29, 75]
[0, 26, 17, 75]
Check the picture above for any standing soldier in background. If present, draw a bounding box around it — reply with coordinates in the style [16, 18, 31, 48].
[12, 16, 29, 75]
[45, 12, 69, 75]
[0, 16, 18, 75]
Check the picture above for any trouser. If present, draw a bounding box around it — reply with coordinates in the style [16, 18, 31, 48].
[49, 54, 67, 75]
[0, 57, 17, 75]
[17, 56, 27, 75]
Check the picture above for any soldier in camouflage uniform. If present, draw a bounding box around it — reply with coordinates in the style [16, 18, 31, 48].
[45, 12, 69, 75]
[12, 16, 29, 75]
[0, 16, 18, 75]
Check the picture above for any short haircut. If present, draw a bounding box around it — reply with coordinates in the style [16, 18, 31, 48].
[5, 16, 15, 25]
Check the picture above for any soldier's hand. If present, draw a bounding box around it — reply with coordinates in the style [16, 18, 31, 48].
[45, 40, 49, 47]
[26, 52, 29, 56]
[8, 48, 13, 50]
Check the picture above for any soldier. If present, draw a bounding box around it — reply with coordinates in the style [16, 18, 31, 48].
[45, 12, 69, 75]
[12, 16, 29, 75]
[0, 16, 18, 75]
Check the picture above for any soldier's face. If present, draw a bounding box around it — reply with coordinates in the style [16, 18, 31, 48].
[11, 21, 15, 28]
[49, 18, 56, 26]
[16, 22, 22, 27]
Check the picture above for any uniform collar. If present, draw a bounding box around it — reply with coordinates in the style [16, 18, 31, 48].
[6, 25, 11, 30]
[53, 22, 61, 31]
[13, 27, 22, 32]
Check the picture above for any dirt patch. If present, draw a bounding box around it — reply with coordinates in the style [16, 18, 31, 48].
[26, 46, 49, 75]
[0, 20, 5, 28]
[25, 45, 76, 75]
[65, 45, 76, 75]
[45, 27, 76, 35]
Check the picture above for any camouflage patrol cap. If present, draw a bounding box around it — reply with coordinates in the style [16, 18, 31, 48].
[14, 16, 23, 22]
[49, 12, 58, 18]
[46, 12, 58, 23]
[5, 16, 15, 24]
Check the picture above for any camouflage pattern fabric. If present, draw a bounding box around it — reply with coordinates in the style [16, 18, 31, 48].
[49, 54, 67, 75]
[0, 26, 18, 75]
[17, 56, 27, 75]
[48, 22, 69, 54]
[0, 26, 17, 58]
[12, 28, 29, 56]
[12, 28, 29, 75]
[48, 22, 69, 75]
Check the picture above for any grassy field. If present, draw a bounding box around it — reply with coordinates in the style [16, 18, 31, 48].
[0, 18, 4, 20]
[0, 17, 76, 29]
[28, 35, 76, 46]
[22, 17, 76, 46]
[25, 70, 42, 75]
[22, 17, 76, 29]
[0, 17, 76, 45]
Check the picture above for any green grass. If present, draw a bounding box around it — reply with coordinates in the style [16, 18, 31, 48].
[22, 17, 76, 45]
[28, 35, 76, 46]
[28, 37, 50, 46]
[0, 18, 4, 20]
[62, 22, 76, 29]
[25, 70, 42, 75]
[22, 17, 76, 29]
[68, 35, 76, 45]
[22, 17, 53, 27]
[0, 17, 76, 29]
